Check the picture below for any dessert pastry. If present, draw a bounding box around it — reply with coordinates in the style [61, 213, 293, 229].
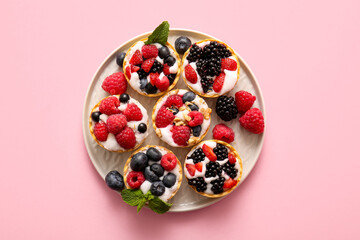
[123, 145, 182, 202]
[89, 94, 148, 152]
[184, 140, 242, 198]
[182, 39, 240, 97]
[152, 89, 212, 147]
[123, 39, 181, 97]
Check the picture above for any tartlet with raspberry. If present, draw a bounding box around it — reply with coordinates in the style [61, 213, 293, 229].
[123, 145, 182, 202]
[184, 140, 242, 198]
[89, 94, 148, 152]
[123, 39, 181, 97]
[182, 39, 240, 97]
[152, 89, 212, 147]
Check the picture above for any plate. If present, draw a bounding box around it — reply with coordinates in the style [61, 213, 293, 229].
[82, 29, 266, 212]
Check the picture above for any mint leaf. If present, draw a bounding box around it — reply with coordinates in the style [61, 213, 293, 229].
[144, 191, 155, 201]
[148, 197, 172, 214]
[137, 198, 147, 213]
[145, 21, 169, 45]
[121, 189, 145, 206]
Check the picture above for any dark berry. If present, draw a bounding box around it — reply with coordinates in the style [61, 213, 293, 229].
[162, 173, 177, 187]
[137, 123, 147, 133]
[150, 181, 165, 196]
[158, 46, 170, 59]
[188, 103, 199, 111]
[119, 93, 130, 103]
[175, 36, 192, 54]
[191, 125, 201, 137]
[210, 177, 225, 194]
[105, 170, 124, 190]
[130, 152, 148, 171]
[144, 167, 160, 182]
[91, 111, 101, 122]
[222, 161, 238, 179]
[140, 78, 148, 89]
[150, 163, 164, 177]
[164, 55, 176, 67]
[187, 44, 203, 62]
[213, 143, 228, 160]
[150, 60, 163, 73]
[144, 82, 158, 94]
[188, 177, 207, 192]
[182, 91, 196, 103]
[116, 52, 126, 67]
[188, 148, 205, 163]
[146, 147, 162, 162]
[215, 96, 238, 121]
[200, 76, 214, 93]
[137, 69, 149, 80]
[169, 106, 179, 115]
[167, 74, 176, 84]
[205, 161, 222, 178]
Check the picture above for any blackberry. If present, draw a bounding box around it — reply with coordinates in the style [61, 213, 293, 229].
[186, 44, 203, 62]
[188, 148, 205, 163]
[151, 60, 163, 73]
[137, 68, 149, 80]
[204, 41, 231, 59]
[213, 143, 228, 160]
[222, 161, 238, 179]
[196, 57, 221, 77]
[188, 177, 207, 192]
[167, 74, 176, 84]
[200, 76, 214, 93]
[215, 96, 238, 121]
[205, 161, 222, 178]
[210, 177, 225, 194]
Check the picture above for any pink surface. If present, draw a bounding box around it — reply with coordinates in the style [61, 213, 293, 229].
[1, 0, 360, 239]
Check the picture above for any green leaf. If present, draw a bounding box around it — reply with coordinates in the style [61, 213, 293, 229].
[137, 198, 147, 213]
[144, 21, 170, 45]
[144, 191, 155, 201]
[148, 197, 172, 214]
[121, 189, 145, 206]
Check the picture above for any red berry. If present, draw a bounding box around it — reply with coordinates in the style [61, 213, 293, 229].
[106, 114, 127, 135]
[187, 111, 204, 127]
[202, 144, 217, 162]
[195, 162, 202, 172]
[163, 63, 170, 75]
[155, 106, 175, 128]
[149, 72, 159, 86]
[223, 178, 237, 189]
[228, 152, 236, 164]
[129, 50, 143, 65]
[171, 125, 191, 146]
[239, 108, 264, 134]
[164, 95, 183, 108]
[123, 103, 143, 121]
[212, 123, 235, 143]
[127, 171, 145, 189]
[155, 76, 170, 92]
[93, 122, 108, 141]
[185, 65, 197, 84]
[130, 65, 140, 73]
[141, 45, 158, 59]
[101, 72, 127, 95]
[99, 96, 121, 115]
[125, 66, 131, 79]
[213, 73, 225, 93]
[141, 58, 155, 73]
[221, 58, 237, 71]
[160, 153, 177, 171]
[115, 126, 136, 149]
[186, 164, 196, 176]
[235, 90, 256, 113]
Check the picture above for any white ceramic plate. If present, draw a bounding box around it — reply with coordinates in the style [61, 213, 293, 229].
[82, 29, 266, 212]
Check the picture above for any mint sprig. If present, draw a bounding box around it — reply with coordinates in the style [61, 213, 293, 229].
[144, 21, 170, 46]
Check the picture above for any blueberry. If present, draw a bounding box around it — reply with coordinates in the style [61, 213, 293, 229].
[91, 111, 101, 122]
[119, 93, 130, 103]
[144, 167, 160, 182]
[167, 74, 176, 84]
[116, 52, 126, 67]
[138, 123, 147, 133]
[188, 104, 199, 111]
[162, 173, 177, 188]
[192, 125, 202, 137]
[130, 152, 148, 171]
[175, 36, 192, 54]
[150, 181, 166, 196]
[144, 82, 158, 94]
[158, 46, 170, 59]
[146, 147, 162, 162]
[164, 55, 176, 67]
[150, 163, 164, 177]
[140, 78, 148, 89]
[169, 106, 179, 115]
[105, 170, 124, 190]
[182, 91, 196, 103]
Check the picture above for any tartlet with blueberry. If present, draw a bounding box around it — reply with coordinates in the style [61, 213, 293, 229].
[182, 39, 240, 98]
[152, 89, 212, 148]
[184, 140, 242, 198]
[123, 145, 182, 202]
[89, 94, 148, 152]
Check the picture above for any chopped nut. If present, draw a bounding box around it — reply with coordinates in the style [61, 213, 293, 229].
[183, 112, 191, 121]
[204, 108, 212, 120]
[175, 121, 185, 126]
[179, 106, 186, 111]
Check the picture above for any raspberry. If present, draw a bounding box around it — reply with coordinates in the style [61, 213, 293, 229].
[125, 66, 131, 79]
[101, 72, 127, 95]
[202, 144, 217, 162]
[115, 126, 136, 149]
[127, 171, 145, 189]
[93, 122, 108, 141]
[106, 114, 127, 135]
[155, 106, 175, 128]
[99, 96, 120, 115]
[235, 90, 256, 113]
[130, 65, 140, 73]
[239, 108, 264, 134]
[221, 58, 237, 71]
[164, 95, 183, 108]
[171, 125, 191, 146]
[187, 111, 204, 127]
[185, 65, 197, 84]
[141, 58, 155, 73]
[141, 45, 158, 59]
[129, 50, 143, 65]
[163, 63, 170, 75]
[156, 76, 170, 92]
[213, 73, 225, 93]
[123, 103, 143, 121]
[160, 153, 177, 171]
[212, 123, 235, 143]
[228, 152, 236, 164]
[149, 72, 159, 86]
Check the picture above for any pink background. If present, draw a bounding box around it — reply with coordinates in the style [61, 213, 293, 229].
[1, 0, 360, 239]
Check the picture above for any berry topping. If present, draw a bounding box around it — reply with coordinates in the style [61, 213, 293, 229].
[139, 78, 148, 89]
[116, 52, 126, 67]
[150, 60, 163, 73]
[184, 65, 198, 84]
[141, 58, 155, 73]
[150, 181, 165, 196]
[155, 106, 175, 128]
[160, 153, 177, 171]
[164, 95, 183, 108]
[119, 93, 130, 103]
[191, 125, 202, 137]
[215, 96, 238, 121]
[195, 162, 203, 172]
[129, 50, 143, 65]
[93, 122, 108, 141]
[169, 106, 179, 115]
[127, 171, 145, 189]
[187, 44, 203, 62]
[162, 173, 177, 188]
[144, 167, 160, 182]
[106, 114, 127, 135]
[155, 75, 170, 92]
[164, 55, 176, 67]
[150, 163, 164, 177]
[235, 90, 256, 114]
[102, 72, 127, 95]
[137, 68, 149, 80]
[158, 46, 170, 59]
[210, 177, 225, 194]
[188, 148, 205, 163]
[144, 82, 158, 94]
[221, 58, 237, 71]
[167, 74, 176, 84]
[223, 178, 237, 189]
[123, 103, 143, 121]
[212, 124, 235, 143]
[213, 143, 228, 160]
[149, 72, 160, 86]
[213, 72, 225, 93]
[91, 111, 101, 122]
[200, 76, 214, 93]
[175, 36, 192, 54]
[188, 103, 199, 111]
[141, 45, 158, 59]
[162, 63, 170, 75]
[182, 91, 196, 103]
[202, 144, 217, 162]
[115, 127, 136, 149]
[137, 123, 147, 133]
[130, 65, 140, 73]
[222, 161, 238, 179]
[171, 125, 191, 146]
[146, 147, 162, 162]
[187, 111, 204, 127]
[186, 164, 196, 176]
[205, 162, 222, 178]
[130, 152, 148, 171]
[99, 96, 120, 115]
[125, 66, 131, 79]
[188, 177, 207, 192]
[239, 108, 264, 134]
[228, 152, 236, 164]
[105, 170, 124, 190]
